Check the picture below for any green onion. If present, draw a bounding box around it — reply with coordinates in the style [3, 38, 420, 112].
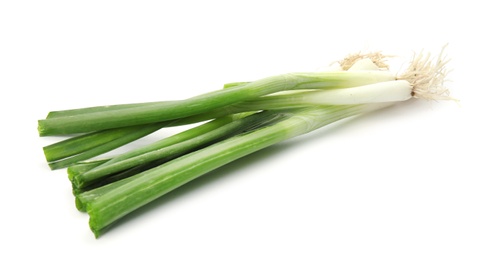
[70, 111, 288, 190]
[37, 70, 395, 136]
[37, 48, 451, 238]
[79, 104, 388, 237]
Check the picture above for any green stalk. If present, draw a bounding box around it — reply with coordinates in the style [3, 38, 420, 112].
[47, 82, 250, 119]
[43, 108, 246, 170]
[47, 123, 164, 169]
[72, 111, 289, 190]
[42, 95, 308, 169]
[68, 159, 109, 176]
[79, 104, 390, 237]
[47, 101, 172, 118]
[43, 124, 161, 162]
[38, 71, 394, 136]
[70, 116, 236, 188]
[43, 96, 306, 165]
[72, 158, 169, 201]
[44, 87, 381, 170]
[97, 117, 240, 167]
[74, 111, 290, 210]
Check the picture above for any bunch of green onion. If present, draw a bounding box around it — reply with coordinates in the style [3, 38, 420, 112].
[38, 49, 451, 238]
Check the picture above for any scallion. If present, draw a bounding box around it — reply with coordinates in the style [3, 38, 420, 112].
[38, 48, 451, 237]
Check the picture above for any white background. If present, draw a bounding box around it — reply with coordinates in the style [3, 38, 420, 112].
[1, 0, 494, 259]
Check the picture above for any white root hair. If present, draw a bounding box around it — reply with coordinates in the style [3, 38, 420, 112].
[398, 46, 452, 100]
[339, 51, 391, 70]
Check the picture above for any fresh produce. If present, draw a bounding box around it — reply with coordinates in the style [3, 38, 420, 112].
[38, 48, 451, 237]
